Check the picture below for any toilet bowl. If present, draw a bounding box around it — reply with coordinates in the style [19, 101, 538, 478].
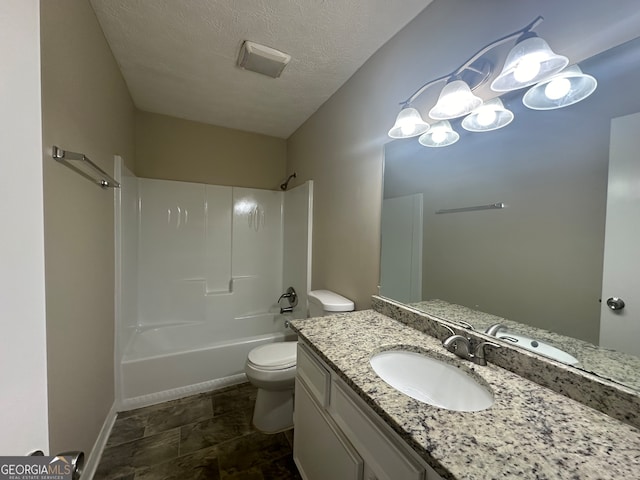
[245, 341, 297, 433]
[245, 289, 354, 433]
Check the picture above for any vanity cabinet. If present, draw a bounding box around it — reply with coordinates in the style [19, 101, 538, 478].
[294, 342, 444, 480]
[294, 379, 364, 479]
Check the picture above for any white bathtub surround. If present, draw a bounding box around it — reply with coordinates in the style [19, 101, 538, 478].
[122, 327, 295, 400]
[116, 175, 312, 406]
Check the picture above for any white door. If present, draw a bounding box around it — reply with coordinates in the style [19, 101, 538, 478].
[380, 194, 423, 303]
[599, 111, 640, 356]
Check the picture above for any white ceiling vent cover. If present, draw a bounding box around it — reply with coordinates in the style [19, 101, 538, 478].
[237, 41, 291, 78]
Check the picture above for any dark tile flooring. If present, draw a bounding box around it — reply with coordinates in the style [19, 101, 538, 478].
[94, 383, 302, 480]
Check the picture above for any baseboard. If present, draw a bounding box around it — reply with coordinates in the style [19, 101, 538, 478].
[81, 402, 117, 479]
[119, 373, 247, 411]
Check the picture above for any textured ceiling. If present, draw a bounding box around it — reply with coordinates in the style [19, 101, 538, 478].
[90, 0, 432, 138]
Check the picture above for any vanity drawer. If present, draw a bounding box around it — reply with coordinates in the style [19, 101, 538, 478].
[297, 342, 331, 407]
[330, 378, 424, 480]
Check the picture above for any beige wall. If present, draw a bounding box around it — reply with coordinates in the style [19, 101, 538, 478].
[286, 0, 640, 310]
[135, 110, 287, 189]
[40, 0, 135, 455]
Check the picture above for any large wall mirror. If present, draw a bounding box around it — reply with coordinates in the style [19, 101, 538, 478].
[381, 35, 640, 392]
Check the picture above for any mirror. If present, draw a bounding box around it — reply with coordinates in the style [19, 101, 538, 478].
[381, 35, 640, 392]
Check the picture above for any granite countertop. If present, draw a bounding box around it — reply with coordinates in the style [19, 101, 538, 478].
[290, 310, 640, 480]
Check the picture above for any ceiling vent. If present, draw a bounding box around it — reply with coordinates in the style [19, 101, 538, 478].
[237, 41, 291, 78]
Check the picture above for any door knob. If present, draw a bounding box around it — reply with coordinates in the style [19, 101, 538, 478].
[606, 297, 625, 311]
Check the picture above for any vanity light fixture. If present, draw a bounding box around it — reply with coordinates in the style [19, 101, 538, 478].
[490, 33, 569, 92]
[388, 106, 430, 138]
[522, 65, 597, 110]
[429, 79, 483, 120]
[461, 98, 514, 132]
[418, 121, 459, 147]
[388, 16, 596, 148]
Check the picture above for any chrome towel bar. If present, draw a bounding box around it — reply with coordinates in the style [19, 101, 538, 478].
[51, 146, 120, 189]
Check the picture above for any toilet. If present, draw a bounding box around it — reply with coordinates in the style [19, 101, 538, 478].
[245, 289, 354, 433]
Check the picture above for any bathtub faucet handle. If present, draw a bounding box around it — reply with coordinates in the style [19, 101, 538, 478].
[277, 287, 298, 308]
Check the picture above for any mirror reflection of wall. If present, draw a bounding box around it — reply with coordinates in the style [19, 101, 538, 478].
[381, 36, 640, 386]
[380, 194, 423, 303]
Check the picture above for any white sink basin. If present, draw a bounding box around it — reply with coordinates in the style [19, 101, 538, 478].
[370, 350, 494, 412]
[495, 332, 579, 365]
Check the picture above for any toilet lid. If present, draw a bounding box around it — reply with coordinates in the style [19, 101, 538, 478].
[248, 342, 297, 370]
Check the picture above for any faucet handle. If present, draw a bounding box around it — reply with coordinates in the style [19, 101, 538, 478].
[443, 334, 472, 358]
[484, 323, 505, 336]
[277, 287, 298, 307]
[439, 323, 456, 340]
[457, 320, 475, 330]
[473, 341, 501, 366]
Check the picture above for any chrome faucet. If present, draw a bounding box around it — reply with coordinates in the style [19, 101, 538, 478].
[472, 341, 501, 366]
[442, 333, 500, 366]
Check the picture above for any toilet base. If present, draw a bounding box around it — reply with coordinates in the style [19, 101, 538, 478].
[252, 387, 294, 434]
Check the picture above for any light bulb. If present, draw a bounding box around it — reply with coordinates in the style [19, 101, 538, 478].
[476, 108, 497, 127]
[544, 77, 571, 100]
[431, 129, 447, 144]
[514, 57, 541, 83]
[400, 121, 415, 136]
[439, 96, 464, 116]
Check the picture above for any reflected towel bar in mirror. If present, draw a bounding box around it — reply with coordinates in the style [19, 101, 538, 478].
[435, 202, 505, 214]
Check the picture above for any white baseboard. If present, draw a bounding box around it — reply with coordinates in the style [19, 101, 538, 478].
[119, 373, 247, 411]
[81, 402, 117, 479]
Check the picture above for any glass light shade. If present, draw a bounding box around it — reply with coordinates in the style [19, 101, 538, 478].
[522, 65, 597, 110]
[429, 80, 482, 120]
[418, 121, 459, 147]
[388, 107, 430, 138]
[491, 36, 569, 92]
[461, 98, 514, 132]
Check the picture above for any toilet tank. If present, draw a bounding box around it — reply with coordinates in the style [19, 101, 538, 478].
[308, 290, 355, 317]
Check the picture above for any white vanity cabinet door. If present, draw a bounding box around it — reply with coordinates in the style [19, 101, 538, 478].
[294, 379, 363, 480]
[330, 379, 425, 480]
[295, 340, 444, 480]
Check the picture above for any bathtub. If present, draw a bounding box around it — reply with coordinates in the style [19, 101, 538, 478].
[120, 317, 296, 408]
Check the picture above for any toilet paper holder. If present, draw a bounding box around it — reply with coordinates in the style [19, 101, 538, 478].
[30, 450, 84, 479]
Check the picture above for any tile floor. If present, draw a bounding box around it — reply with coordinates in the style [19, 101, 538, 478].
[94, 383, 302, 480]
